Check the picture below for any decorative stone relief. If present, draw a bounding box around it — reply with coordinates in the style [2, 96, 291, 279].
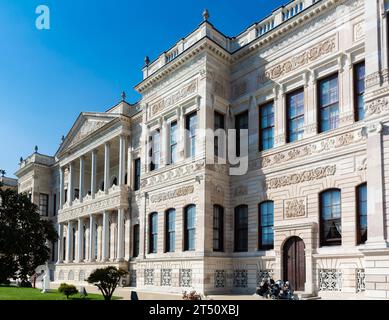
[58, 186, 129, 223]
[141, 160, 205, 188]
[319, 269, 342, 291]
[144, 269, 154, 286]
[284, 197, 307, 219]
[356, 269, 365, 293]
[353, 22, 364, 42]
[150, 79, 198, 116]
[233, 270, 248, 288]
[180, 269, 192, 287]
[256, 270, 274, 286]
[150, 185, 194, 203]
[265, 165, 336, 190]
[214, 270, 225, 288]
[258, 36, 337, 83]
[161, 269, 172, 286]
[250, 129, 364, 170]
[69, 120, 107, 147]
[365, 98, 389, 116]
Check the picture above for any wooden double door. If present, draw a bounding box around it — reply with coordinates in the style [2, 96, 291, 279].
[283, 236, 306, 291]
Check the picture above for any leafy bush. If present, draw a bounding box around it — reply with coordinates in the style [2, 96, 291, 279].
[58, 283, 78, 299]
[87, 266, 127, 301]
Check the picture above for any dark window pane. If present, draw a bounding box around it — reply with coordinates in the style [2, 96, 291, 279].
[235, 111, 248, 156]
[184, 205, 196, 251]
[213, 205, 224, 251]
[320, 189, 342, 246]
[149, 213, 158, 253]
[134, 158, 141, 191]
[259, 103, 274, 151]
[357, 183, 367, 244]
[165, 209, 176, 252]
[319, 75, 339, 133]
[234, 205, 248, 252]
[354, 62, 365, 121]
[259, 201, 274, 249]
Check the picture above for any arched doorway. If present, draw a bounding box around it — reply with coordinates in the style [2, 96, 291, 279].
[283, 236, 306, 291]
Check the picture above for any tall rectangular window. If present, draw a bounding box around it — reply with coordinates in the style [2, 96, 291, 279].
[53, 193, 57, 216]
[165, 209, 176, 252]
[39, 193, 49, 216]
[258, 201, 274, 250]
[214, 111, 225, 157]
[134, 158, 141, 191]
[235, 111, 248, 156]
[170, 121, 178, 164]
[133, 225, 139, 257]
[186, 112, 197, 158]
[150, 130, 160, 171]
[234, 205, 248, 252]
[320, 189, 342, 246]
[286, 89, 304, 143]
[259, 102, 274, 151]
[357, 183, 367, 244]
[354, 62, 366, 121]
[184, 205, 196, 251]
[318, 74, 339, 133]
[213, 205, 224, 252]
[149, 213, 158, 254]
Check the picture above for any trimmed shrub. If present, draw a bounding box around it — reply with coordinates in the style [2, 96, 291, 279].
[58, 283, 78, 299]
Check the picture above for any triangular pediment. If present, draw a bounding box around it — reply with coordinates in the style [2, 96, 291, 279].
[56, 112, 120, 155]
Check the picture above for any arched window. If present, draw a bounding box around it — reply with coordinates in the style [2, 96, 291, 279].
[100, 181, 104, 192]
[165, 209, 176, 252]
[82, 225, 86, 261]
[258, 201, 274, 250]
[124, 173, 128, 185]
[213, 205, 224, 252]
[357, 183, 367, 244]
[184, 205, 196, 251]
[111, 177, 117, 187]
[133, 225, 139, 257]
[149, 213, 158, 253]
[234, 205, 248, 252]
[320, 189, 342, 246]
[63, 236, 66, 261]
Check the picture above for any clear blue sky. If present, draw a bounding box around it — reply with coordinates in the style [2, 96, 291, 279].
[0, 0, 286, 178]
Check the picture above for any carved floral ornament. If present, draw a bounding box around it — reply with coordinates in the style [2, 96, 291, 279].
[265, 165, 336, 190]
[150, 79, 198, 116]
[149, 185, 195, 203]
[284, 197, 307, 219]
[69, 120, 107, 147]
[258, 36, 337, 84]
[250, 129, 364, 170]
[365, 98, 389, 117]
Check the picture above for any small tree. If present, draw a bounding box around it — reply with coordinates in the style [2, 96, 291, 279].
[58, 283, 78, 299]
[87, 266, 127, 301]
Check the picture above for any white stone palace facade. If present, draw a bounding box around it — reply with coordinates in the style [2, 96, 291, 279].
[14, 0, 389, 299]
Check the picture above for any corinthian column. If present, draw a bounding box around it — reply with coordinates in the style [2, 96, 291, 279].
[102, 211, 110, 261]
[104, 142, 110, 193]
[79, 156, 85, 202]
[117, 209, 125, 261]
[118, 135, 127, 186]
[91, 149, 97, 198]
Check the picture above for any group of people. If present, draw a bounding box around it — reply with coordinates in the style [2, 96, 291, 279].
[256, 279, 295, 300]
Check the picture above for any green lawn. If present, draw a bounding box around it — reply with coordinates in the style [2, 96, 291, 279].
[0, 286, 121, 300]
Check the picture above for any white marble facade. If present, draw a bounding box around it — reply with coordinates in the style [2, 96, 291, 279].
[15, 0, 389, 298]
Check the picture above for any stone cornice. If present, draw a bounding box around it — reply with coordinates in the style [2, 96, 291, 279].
[135, 0, 356, 95]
